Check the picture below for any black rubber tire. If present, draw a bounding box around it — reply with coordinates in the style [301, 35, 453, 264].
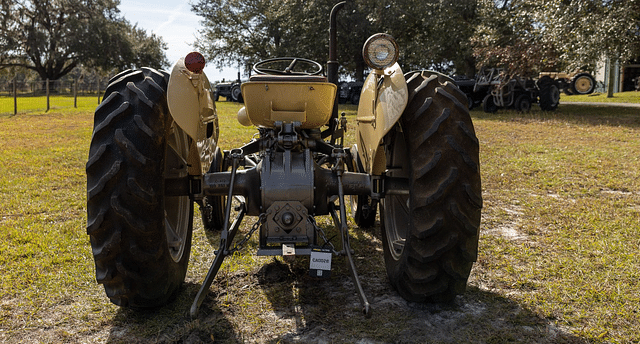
[348, 145, 377, 228]
[86, 68, 193, 308]
[570, 72, 596, 95]
[482, 93, 498, 113]
[201, 146, 226, 231]
[537, 76, 560, 111]
[515, 94, 531, 112]
[231, 85, 243, 103]
[350, 91, 361, 105]
[381, 70, 482, 303]
[467, 95, 475, 110]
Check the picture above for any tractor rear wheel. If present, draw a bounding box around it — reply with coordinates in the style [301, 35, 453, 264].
[86, 68, 193, 308]
[482, 94, 497, 113]
[538, 76, 560, 111]
[381, 71, 482, 302]
[231, 85, 243, 103]
[515, 94, 531, 112]
[570, 72, 596, 95]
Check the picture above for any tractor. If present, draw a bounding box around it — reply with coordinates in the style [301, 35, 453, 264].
[338, 80, 364, 104]
[479, 68, 560, 113]
[86, 2, 482, 317]
[213, 79, 243, 102]
[538, 71, 596, 95]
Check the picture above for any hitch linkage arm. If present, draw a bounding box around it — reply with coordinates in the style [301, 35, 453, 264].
[190, 149, 246, 319]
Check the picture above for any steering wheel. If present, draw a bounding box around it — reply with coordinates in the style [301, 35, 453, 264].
[252, 57, 323, 76]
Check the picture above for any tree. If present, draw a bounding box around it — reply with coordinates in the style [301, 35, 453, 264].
[471, 0, 560, 77]
[192, 0, 478, 80]
[537, 0, 640, 97]
[0, 0, 169, 81]
[192, 0, 334, 77]
[471, 0, 640, 91]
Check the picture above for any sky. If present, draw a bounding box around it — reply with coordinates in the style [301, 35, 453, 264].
[118, 0, 237, 82]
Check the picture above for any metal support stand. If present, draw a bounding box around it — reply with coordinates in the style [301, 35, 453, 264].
[330, 149, 371, 317]
[190, 149, 245, 318]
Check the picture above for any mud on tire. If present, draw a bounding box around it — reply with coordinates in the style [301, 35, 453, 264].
[86, 68, 193, 308]
[381, 71, 482, 302]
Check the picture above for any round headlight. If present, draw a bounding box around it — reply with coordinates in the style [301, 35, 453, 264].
[362, 33, 399, 70]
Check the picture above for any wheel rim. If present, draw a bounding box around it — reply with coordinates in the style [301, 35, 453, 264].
[574, 76, 593, 94]
[383, 127, 410, 261]
[164, 121, 191, 262]
[232, 87, 241, 100]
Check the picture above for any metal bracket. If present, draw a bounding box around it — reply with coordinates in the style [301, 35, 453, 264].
[282, 243, 295, 256]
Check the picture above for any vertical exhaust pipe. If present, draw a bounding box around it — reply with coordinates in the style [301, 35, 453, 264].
[327, 1, 346, 135]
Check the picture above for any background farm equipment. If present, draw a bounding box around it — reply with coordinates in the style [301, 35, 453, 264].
[453, 75, 489, 109]
[337, 81, 364, 104]
[538, 71, 596, 95]
[476, 68, 560, 113]
[213, 77, 244, 102]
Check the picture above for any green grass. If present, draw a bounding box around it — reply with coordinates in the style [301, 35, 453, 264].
[473, 105, 640, 342]
[562, 90, 640, 103]
[0, 95, 101, 115]
[0, 100, 639, 343]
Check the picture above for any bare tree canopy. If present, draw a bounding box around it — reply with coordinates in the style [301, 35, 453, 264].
[0, 0, 169, 80]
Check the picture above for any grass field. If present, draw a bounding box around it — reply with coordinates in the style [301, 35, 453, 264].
[562, 91, 640, 103]
[1, 96, 639, 343]
[0, 95, 101, 115]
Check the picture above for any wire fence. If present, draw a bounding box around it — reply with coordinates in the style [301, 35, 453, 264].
[0, 77, 109, 115]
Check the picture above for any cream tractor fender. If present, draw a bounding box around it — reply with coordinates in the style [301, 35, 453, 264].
[355, 63, 409, 175]
[167, 57, 219, 175]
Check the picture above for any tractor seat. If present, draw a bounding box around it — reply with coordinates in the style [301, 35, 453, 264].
[249, 74, 328, 83]
[239, 74, 336, 129]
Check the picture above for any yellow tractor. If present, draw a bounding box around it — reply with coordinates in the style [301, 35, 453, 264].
[86, 2, 482, 317]
[538, 71, 597, 95]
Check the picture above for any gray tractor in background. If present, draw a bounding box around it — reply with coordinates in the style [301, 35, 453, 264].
[479, 68, 560, 113]
[213, 79, 244, 102]
[338, 81, 364, 104]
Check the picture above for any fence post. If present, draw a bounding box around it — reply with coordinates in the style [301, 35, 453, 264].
[46, 79, 50, 112]
[13, 78, 17, 115]
[74, 78, 78, 108]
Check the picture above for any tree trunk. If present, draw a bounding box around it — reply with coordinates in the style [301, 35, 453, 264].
[607, 59, 616, 98]
[464, 55, 477, 78]
[355, 57, 365, 82]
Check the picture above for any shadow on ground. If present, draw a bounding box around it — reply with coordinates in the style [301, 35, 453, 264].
[253, 258, 588, 344]
[100, 234, 589, 344]
[104, 282, 241, 344]
[472, 104, 640, 128]
[99, 258, 589, 344]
